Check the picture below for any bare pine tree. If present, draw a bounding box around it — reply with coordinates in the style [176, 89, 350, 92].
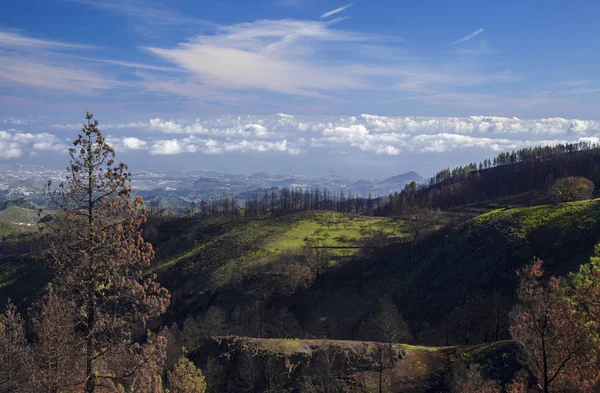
[42, 112, 170, 393]
[510, 259, 598, 393]
[31, 288, 83, 393]
[0, 301, 31, 393]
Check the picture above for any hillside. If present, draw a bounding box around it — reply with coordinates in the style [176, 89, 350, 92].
[2, 193, 600, 391]
[3, 198, 599, 343]
[387, 145, 600, 213]
[0, 205, 40, 226]
[285, 199, 600, 345]
[139, 198, 600, 347]
[188, 336, 522, 392]
[145, 211, 425, 322]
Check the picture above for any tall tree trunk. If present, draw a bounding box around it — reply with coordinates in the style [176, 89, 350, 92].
[85, 298, 96, 393]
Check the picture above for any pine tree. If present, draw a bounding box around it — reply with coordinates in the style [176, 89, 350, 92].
[167, 357, 206, 393]
[509, 259, 597, 393]
[0, 301, 31, 393]
[43, 112, 170, 393]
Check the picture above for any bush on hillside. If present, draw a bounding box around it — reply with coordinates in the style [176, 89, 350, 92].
[551, 176, 594, 202]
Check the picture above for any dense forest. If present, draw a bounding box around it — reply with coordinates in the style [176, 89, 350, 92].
[2, 115, 600, 392]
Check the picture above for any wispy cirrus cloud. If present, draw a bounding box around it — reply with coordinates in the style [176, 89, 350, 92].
[570, 88, 600, 94]
[66, 0, 211, 27]
[143, 19, 512, 101]
[146, 20, 371, 96]
[0, 17, 548, 115]
[0, 30, 90, 50]
[561, 80, 594, 87]
[451, 28, 485, 44]
[0, 57, 118, 93]
[0, 30, 120, 94]
[65, 56, 183, 72]
[320, 3, 354, 19]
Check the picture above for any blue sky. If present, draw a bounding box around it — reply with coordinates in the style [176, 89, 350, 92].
[1, 0, 600, 178]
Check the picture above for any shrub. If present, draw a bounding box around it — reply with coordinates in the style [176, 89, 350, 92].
[551, 176, 594, 202]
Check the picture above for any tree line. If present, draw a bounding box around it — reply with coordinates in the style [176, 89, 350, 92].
[147, 141, 600, 221]
[147, 188, 387, 218]
[386, 141, 600, 213]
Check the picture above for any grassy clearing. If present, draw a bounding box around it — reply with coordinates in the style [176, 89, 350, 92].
[236, 336, 453, 357]
[151, 212, 409, 278]
[475, 198, 600, 240]
[0, 206, 39, 226]
[264, 212, 407, 259]
[0, 221, 29, 237]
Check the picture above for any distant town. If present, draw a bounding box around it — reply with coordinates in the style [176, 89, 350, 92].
[0, 164, 423, 206]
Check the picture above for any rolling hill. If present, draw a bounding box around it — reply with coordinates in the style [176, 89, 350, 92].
[3, 147, 600, 391]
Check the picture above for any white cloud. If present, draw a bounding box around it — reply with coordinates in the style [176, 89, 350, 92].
[70, 56, 182, 72]
[223, 139, 288, 153]
[244, 124, 270, 137]
[0, 131, 23, 159]
[150, 139, 183, 155]
[146, 135, 295, 156]
[122, 137, 147, 150]
[451, 28, 485, 45]
[561, 80, 594, 87]
[0, 130, 66, 158]
[320, 3, 354, 19]
[0, 21, 518, 109]
[149, 118, 186, 133]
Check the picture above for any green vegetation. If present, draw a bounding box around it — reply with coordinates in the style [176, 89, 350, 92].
[264, 212, 406, 259]
[0, 220, 27, 237]
[0, 206, 39, 226]
[144, 211, 423, 321]
[150, 211, 410, 276]
[282, 198, 600, 344]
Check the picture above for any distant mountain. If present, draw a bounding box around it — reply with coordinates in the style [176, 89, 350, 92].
[352, 179, 374, 187]
[380, 171, 423, 186]
[249, 172, 271, 180]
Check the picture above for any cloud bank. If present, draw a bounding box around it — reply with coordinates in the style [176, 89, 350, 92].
[7, 115, 600, 162]
[0, 130, 66, 159]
